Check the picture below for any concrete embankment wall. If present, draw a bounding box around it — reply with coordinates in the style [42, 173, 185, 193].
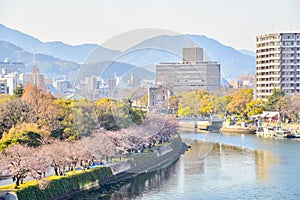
[180, 120, 209, 132]
[109, 136, 185, 176]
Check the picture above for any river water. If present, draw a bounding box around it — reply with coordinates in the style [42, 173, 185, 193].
[70, 131, 300, 200]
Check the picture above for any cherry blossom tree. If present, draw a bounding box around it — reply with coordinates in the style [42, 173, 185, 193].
[41, 140, 70, 176]
[0, 144, 33, 188]
[27, 146, 52, 189]
[81, 132, 115, 164]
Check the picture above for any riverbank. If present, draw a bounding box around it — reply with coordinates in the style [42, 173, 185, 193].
[180, 119, 224, 132]
[220, 126, 256, 134]
[0, 135, 187, 200]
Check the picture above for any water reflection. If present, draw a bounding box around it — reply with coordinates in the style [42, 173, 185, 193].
[68, 162, 178, 200]
[109, 164, 177, 200]
[255, 150, 277, 182]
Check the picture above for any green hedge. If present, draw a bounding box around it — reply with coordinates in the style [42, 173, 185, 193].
[16, 167, 112, 200]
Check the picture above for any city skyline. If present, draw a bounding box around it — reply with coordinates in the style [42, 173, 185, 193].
[1, 0, 299, 51]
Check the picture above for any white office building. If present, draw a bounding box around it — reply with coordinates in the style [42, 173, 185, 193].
[156, 47, 221, 94]
[256, 33, 300, 99]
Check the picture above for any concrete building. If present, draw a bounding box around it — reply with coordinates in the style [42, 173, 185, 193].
[182, 47, 203, 64]
[0, 79, 8, 94]
[0, 69, 19, 95]
[256, 33, 300, 99]
[26, 66, 46, 88]
[108, 74, 120, 92]
[229, 74, 254, 89]
[74, 75, 108, 98]
[4, 73, 18, 95]
[55, 80, 72, 94]
[127, 73, 140, 88]
[156, 47, 221, 93]
[148, 85, 170, 112]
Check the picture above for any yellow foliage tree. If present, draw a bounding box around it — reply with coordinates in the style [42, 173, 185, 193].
[226, 89, 253, 116]
[1, 123, 50, 149]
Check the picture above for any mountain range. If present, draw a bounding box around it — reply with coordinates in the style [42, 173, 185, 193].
[0, 41, 80, 76]
[0, 23, 256, 80]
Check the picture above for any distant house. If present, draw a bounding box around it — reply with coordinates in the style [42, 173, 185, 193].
[250, 111, 280, 123]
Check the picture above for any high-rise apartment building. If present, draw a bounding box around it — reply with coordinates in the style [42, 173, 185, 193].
[156, 47, 221, 93]
[256, 33, 300, 99]
[0, 68, 19, 95]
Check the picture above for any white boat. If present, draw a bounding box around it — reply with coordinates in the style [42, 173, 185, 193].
[274, 130, 293, 138]
[256, 126, 275, 136]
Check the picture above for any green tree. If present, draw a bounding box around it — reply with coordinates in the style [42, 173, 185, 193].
[13, 84, 24, 98]
[265, 88, 285, 111]
[53, 99, 79, 140]
[95, 98, 119, 130]
[95, 98, 144, 130]
[208, 95, 232, 116]
[72, 99, 97, 137]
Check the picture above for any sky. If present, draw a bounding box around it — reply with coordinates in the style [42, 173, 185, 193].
[0, 0, 299, 51]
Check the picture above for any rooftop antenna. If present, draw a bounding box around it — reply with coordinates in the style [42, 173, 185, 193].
[290, 20, 293, 32]
[272, 24, 274, 33]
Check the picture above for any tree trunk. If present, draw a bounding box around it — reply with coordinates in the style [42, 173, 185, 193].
[15, 177, 20, 189]
[54, 166, 59, 176]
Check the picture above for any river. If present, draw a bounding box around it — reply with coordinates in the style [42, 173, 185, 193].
[69, 131, 300, 200]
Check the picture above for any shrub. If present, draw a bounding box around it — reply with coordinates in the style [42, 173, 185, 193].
[16, 167, 112, 200]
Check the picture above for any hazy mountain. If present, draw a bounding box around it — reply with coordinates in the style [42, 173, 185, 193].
[0, 24, 256, 79]
[83, 45, 121, 64]
[118, 34, 255, 79]
[0, 24, 42, 52]
[0, 24, 121, 64]
[76, 61, 155, 82]
[0, 41, 80, 75]
[37, 42, 98, 64]
[239, 49, 256, 57]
